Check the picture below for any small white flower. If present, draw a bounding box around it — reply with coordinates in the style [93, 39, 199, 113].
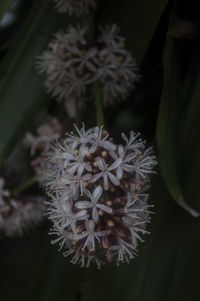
[89, 126, 116, 153]
[75, 186, 112, 222]
[48, 195, 88, 233]
[114, 238, 138, 264]
[74, 220, 109, 251]
[115, 145, 137, 179]
[91, 157, 120, 190]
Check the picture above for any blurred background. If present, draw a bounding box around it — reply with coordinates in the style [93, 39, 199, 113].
[0, 0, 200, 300]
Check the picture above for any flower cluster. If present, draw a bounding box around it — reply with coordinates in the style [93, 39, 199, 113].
[53, 0, 97, 16]
[43, 125, 156, 268]
[97, 25, 140, 104]
[0, 178, 43, 236]
[24, 117, 63, 173]
[38, 25, 139, 107]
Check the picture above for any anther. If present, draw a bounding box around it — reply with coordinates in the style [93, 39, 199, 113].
[107, 220, 114, 227]
[106, 200, 112, 207]
[136, 184, 141, 191]
[86, 152, 92, 160]
[102, 130, 109, 137]
[98, 210, 104, 216]
[93, 161, 98, 168]
[62, 52, 72, 60]
[101, 150, 107, 158]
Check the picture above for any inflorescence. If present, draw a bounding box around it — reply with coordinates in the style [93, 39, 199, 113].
[53, 0, 97, 16]
[0, 178, 43, 236]
[38, 25, 140, 107]
[24, 117, 63, 174]
[43, 125, 156, 268]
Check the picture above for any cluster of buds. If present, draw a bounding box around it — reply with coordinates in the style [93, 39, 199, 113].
[53, 0, 97, 16]
[43, 125, 156, 268]
[0, 178, 43, 237]
[38, 25, 139, 107]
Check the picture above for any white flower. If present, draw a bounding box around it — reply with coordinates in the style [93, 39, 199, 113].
[113, 238, 138, 264]
[115, 145, 137, 179]
[47, 194, 88, 233]
[75, 186, 112, 222]
[97, 24, 140, 105]
[38, 24, 140, 109]
[89, 126, 116, 153]
[98, 24, 126, 54]
[91, 157, 120, 190]
[2, 197, 43, 237]
[43, 125, 156, 267]
[0, 177, 43, 237]
[74, 220, 109, 251]
[66, 124, 93, 150]
[38, 27, 96, 103]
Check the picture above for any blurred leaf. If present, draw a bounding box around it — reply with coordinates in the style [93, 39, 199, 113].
[0, 0, 12, 20]
[0, 229, 83, 301]
[157, 34, 200, 216]
[156, 37, 183, 202]
[0, 0, 73, 166]
[102, 0, 169, 62]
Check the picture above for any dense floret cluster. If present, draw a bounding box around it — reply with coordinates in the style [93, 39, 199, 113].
[43, 125, 156, 268]
[38, 25, 139, 107]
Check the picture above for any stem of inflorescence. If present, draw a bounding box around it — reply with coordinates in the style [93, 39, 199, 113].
[82, 9, 105, 127]
[94, 80, 104, 126]
[13, 175, 39, 196]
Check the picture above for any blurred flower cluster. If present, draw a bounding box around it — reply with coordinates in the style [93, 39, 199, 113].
[0, 178, 43, 236]
[38, 24, 139, 107]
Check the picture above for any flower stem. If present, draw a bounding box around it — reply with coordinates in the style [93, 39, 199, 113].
[94, 80, 104, 126]
[13, 175, 39, 196]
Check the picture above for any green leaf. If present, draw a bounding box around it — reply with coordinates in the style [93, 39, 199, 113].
[0, 230, 84, 301]
[157, 34, 200, 216]
[102, 0, 169, 62]
[156, 37, 183, 202]
[0, 0, 73, 166]
[0, 0, 12, 20]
